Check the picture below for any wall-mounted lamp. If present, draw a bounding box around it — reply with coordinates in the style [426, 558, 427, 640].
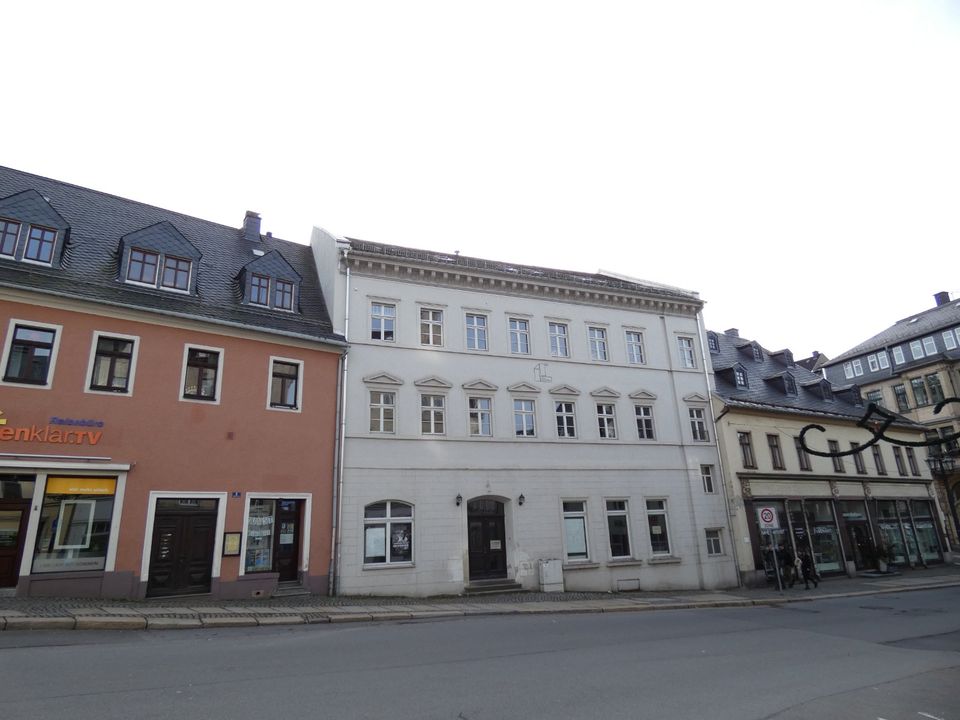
[518, 494, 525, 506]
[456, 493, 463, 506]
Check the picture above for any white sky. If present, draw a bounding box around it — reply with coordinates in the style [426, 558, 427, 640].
[5, 1, 959, 359]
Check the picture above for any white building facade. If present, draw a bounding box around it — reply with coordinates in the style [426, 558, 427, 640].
[315, 231, 739, 596]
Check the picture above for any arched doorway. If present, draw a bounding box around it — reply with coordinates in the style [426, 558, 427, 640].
[467, 499, 507, 580]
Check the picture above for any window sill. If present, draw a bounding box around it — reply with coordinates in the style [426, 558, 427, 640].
[606, 559, 644, 568]
[647, 555, 682, 565]
[562, 562, 600, 571]
[362, 562, 415, 571]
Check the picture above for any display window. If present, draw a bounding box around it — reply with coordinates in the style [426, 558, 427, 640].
[32, 477, 116, 573]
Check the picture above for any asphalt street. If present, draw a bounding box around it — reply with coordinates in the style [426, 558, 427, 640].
[1, 588, 958, 720]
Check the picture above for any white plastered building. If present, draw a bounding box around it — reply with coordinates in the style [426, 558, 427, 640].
[314, 230, 739, 596]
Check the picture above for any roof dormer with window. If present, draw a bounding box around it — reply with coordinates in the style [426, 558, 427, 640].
[118, 221, 202, 294]
[237, 250, 302, 312]
[0, 189, 71, 268]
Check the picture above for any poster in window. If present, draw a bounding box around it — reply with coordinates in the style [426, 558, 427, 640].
[391, 523, 412, 562]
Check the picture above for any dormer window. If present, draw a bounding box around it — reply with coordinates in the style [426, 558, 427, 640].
[751, 344, 763, 362]
[822, 382, 834, 401]
[24, 226, 57, 264]
[0, 219, 20, 257]
[127, 249, 159, 285]
[734, 365, 749, 388]
[250, 274, 270, 306]
[784, 374, 797, 396]
[119, 222, 201, 294]
[161, 256, 191, 291]
[707, 332, 720, 353]
[275, 279, 294, 311]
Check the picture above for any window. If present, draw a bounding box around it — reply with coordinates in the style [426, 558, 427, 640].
[274, 279, 295, 311]
[877, 351, 890, 369]
[606, 500, 631, 559]
[562, 501, 589, 560]
[635, 405, 655, 440]
[866, 390, 884, 408]
[689, 408, 709, 442]
[851, 443, 866, 474]
[465, 313, 487, 350]
[182, 347, 221, 402]
[905, 447, 920, 476]
[420, 308, 443, 346]
[625, 331, 645, 364]
[588, 326, 608, 361]
[738, 432, 756, 468]
[468, 397, 492, 436]
[677, 336, 696, 368]
[24, 225, 56, 263]
[548, 322, 569, 358]
[867, 354, 879, 372]
[943, 330, 958, 351]
[88, 334, 136, 394]
[892, 346, 905, 364]
[909, 340, 924, 360]
[596, 403, 617, 439]
[555, 401, 577, 438]
[371, 302, 396, 341]
[161, 256, 191, 291]
[0, 219, 19, 256]
[707, 333, 720, 353]
[893, 384, 910, 412]
[369, 391, 395, 433]
[31, 476, 117, 573]
[910, 377, 929, 407]
[127, 248, 159, 285]
[509, 318, 530, 354]
[795, 436, 812, 471]
[701, 464, 715, 493]
[249, 274, 270, 305]
[892, 447, 908, 476]
[752, 344, 763, 362]
[926, 374, 945, 404]
[767, 434, 785, 470]
[922, 336, 937, 355]
[705, 529, 723, 556]
[646, 499, 671, 554]
[852, 359, 863, 376]
[514, 399, 536, 437]
[784, 374, 797, 395]
[734, 366, 748, 388]
[363, 501, 413, 565]
[269, 358, 301, 410]
[828, 440, 845, 473]
[3, 323, 59, 387]
[843, 362, 854, 380]
[420, 394, 445, 434]
[872, 445, 887, 475]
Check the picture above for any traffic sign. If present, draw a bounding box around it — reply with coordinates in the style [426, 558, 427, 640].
[757, 506, 779, 530]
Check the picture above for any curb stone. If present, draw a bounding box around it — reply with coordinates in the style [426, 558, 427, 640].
[256, 616, 304, 626]
[5, 616, 76, 631]
[202, 616, 258, 628]
[147, 617, 204, 630]
[75, 616, 147, 631]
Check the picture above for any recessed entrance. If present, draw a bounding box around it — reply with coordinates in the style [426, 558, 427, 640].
[147, 498, 218, 597]
[468, 499, 507, 581]
[0, 476, 35, 589]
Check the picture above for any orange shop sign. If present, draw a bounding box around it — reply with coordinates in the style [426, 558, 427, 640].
[0, 411, 103, 446]
[46, 477, 116, 495]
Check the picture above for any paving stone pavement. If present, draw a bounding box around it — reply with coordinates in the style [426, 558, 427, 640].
[1, 564, 957, 631]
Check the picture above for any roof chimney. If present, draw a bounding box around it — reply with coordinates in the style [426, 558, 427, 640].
[242, 211, 261, 242]
[725, 328, 739, 337]
[934, 291, 951, 306]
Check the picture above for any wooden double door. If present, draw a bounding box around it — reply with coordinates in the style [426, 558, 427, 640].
[147, 499, 218, 597]
[468, 499, 507, 580]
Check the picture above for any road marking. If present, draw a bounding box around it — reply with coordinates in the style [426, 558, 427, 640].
[918, 713, 945, 720]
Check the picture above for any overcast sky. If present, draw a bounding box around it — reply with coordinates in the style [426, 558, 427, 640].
[6, 1, 958, 359]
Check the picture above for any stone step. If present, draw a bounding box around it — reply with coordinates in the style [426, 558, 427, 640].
[464, 580, 523, 595]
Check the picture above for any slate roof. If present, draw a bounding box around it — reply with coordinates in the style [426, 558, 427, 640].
[346, 238, 703, 306]
[827, 296, 960, 365]
[708, 330, 918, 428]
[0, 166, 342, 345]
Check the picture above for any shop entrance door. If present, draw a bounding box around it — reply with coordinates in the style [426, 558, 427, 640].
[147, 499, 218, 597]
[0, 502, 29, 587]
[467, 499, 507, 581]
[274, 500, 301, 582]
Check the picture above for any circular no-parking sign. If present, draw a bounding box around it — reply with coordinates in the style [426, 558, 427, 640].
[757, 506, 779, 529]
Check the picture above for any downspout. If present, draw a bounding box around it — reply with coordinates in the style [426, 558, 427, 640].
[328, 245, 351, 596]
[696, 311, 743, 587]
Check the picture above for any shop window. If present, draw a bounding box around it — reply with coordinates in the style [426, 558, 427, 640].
[605, 500, 631, 559]
[562, 500, 589, 560]
[646, 499, 671, 554]
[2, 321, 61, 388]
[245, 499, 276, 572]
[805, 499, 842, 573]
[269, 358, 302, 410]
[911, 500, 941, 563]
[468, 396, 493, 436]
[363, 501, 413, 565]
[181, 345, 222, 402]
[32, 477, 116, 573]
[369, 391, 395, 433]
[88, 333, 138, 394]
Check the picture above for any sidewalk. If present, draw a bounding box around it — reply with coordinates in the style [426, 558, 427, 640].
[2, 564, 958, 632]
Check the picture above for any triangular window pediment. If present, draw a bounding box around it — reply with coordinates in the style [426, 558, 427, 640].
[462, 379, 499, 392]
[629, 390, 657, 400]
[507, 382, 541, 394]
[362, 372, 403, 386]
[0, 189, 70, 265]
[414, 375, 453, 389]
[548, 384, 580, 396]
[0, 189, 70, 231]
[590, 386, 621, 399]
[683, 392, 709, 403]
[241, 250, 300, 281]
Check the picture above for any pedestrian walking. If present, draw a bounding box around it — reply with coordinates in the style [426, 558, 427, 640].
[782, 544, 796, 588]
[799, 549, 819, 589]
